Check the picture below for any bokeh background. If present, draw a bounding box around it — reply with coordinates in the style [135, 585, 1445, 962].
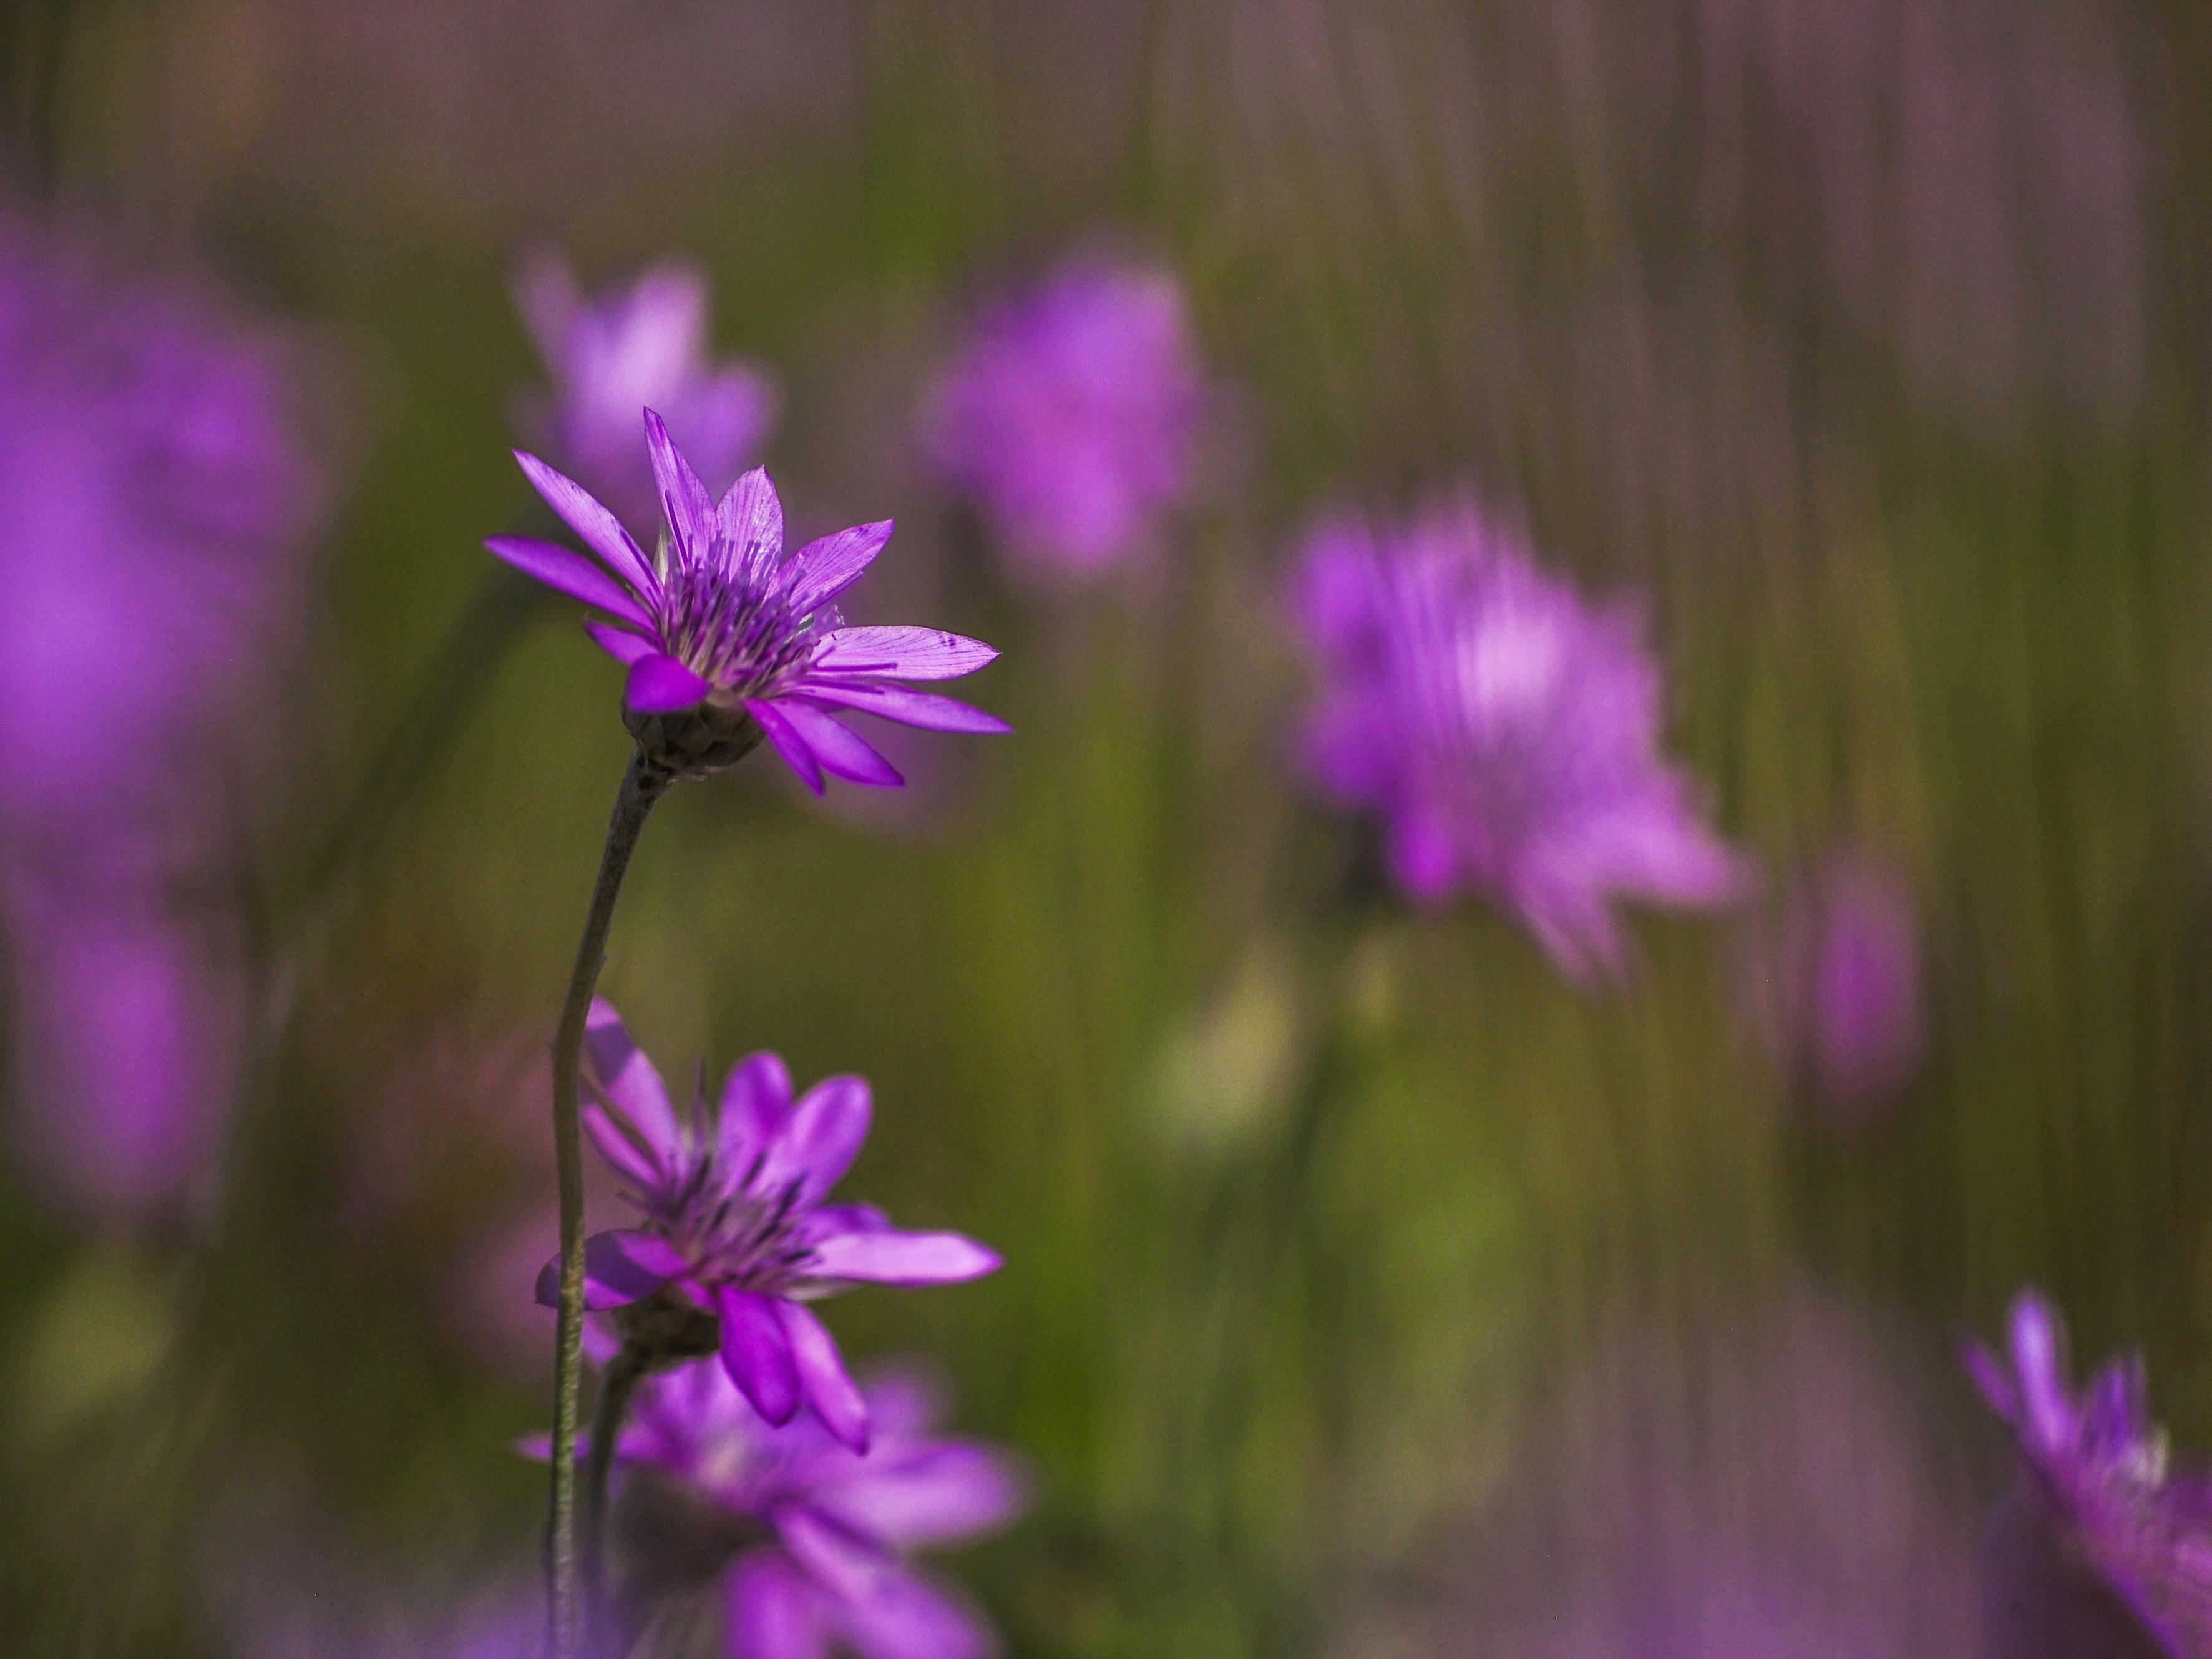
[2, 1, 2209, 1655]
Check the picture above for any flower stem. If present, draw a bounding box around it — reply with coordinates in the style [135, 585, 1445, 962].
[582, 1343, 648, 1648]
[547, 751, 670, 1658]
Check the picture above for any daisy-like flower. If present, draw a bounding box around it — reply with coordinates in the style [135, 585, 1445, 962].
[923, 255, 1210, 581]
[488, 412, 1006, 787]
[598, 1358, 1024, 1659]
[1966, 1290, 2212, 1657]
[515, 253, 777, 533]
[536, 1001, 1000, 1450]
[1289, 494, 1752, 985]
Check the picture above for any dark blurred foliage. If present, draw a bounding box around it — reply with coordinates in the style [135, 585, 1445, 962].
[1, 1, 2210, 1655]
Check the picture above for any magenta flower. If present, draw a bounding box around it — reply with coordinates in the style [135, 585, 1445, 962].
[607, 1360, 1024, 1659]
[515, 253, 777, 533]
[923, 255, 1209, 580]
[535, 1001, 999, 1449]
[1966, 1290, 2212, 1657]
[1749, 848, 1924, 1111]
[489, 414, 1006, 788]
[1290, 495, 1753, 984]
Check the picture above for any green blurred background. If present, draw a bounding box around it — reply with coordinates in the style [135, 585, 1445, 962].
[3, 1, 2210, 1654]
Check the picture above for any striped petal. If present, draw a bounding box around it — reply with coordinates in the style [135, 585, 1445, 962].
[485, 536, 651, 628]
[784, 520, 893, 616]
[643, 407, 714, 558]
[717, 467, 786, 569]
[510, 450, 657, 596]
[775, 701, 904, 787]
[794, 681, 1011, 734]
[811, 626, 999, 681]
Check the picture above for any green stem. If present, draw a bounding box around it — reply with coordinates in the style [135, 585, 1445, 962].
[547, 752, 670, 1658]
[583, 1343, 648, 1650]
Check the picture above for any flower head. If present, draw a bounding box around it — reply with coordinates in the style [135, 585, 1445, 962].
[537, 1002, 1000, 1449]
[1965, 1290, 2212, 1657]
[924, 255, 1209, 580]
[515, 253, 777, 532]
[490, 414, 1007, 787]
[608, 1360, 1025, 1659]
[1289, 495, 1752, 984]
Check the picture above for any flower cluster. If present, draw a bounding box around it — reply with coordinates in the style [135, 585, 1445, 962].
[1290, 495, 1752, 984]
[924, 255, 1211, 581]
[1966, 1291, 2212, 1657]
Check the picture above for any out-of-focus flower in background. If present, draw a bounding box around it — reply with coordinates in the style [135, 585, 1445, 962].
[1289, 494, 1752, 985]
[1966, 1291, 2212, 1658]
[492, 429, 1007, 791]
[1743, 846, 1925, 1116]
[0, 203, 326, 1223]
[601, 1359, 1025, 1659]
[922, 254, 1211, 583]
[546, 1001, 999, 1449]
[514, 253, 777, 536]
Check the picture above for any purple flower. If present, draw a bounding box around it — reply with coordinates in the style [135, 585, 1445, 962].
[1966, 1290, 2212, 1657]
[536, 1001, 1000, 1449]
[1748, 847, 1924, 1111]
[489, 415, 1007, 789]
[924, 256, 1209, 580]
[1289, 495, 1753, 984]
[607, 1360, 1024, 1659]
[515, 253, 777, 533]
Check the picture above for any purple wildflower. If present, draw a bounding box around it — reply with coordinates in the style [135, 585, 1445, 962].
[1749, 848, 1924, 1111]
[489, 414, 1006, 789]
[924, 255, 1209, 580]
[536, 1001, 999, 1449]
[1966, 1290, 2212, 1657]
[606, 1359, 1024, 1659]
[1289, 495, 1753, 984]
[515, 253, 777, 533]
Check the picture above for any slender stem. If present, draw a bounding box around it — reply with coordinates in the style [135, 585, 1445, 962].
[547, 752, 670, 1658]
[583, 1344, 648, 1649]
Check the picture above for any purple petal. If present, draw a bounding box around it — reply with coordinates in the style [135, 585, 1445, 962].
[584, 618, 660, 664]
[719, 1287, 801, 1424]
[772, 1506, 894, 1603]
[643, 407, 713, 556]
[2007, 1291, 2075, 1455]
[793, 682, 1010, 735]
[583, 1102, 663, 1188]
[811, 626, 999, 682]
[485, 536, 651, 629]
[780, 1298, 870, 1454]
[760, 1074, 872, 1205]
[726, 1550, 829, 1659]
[510, 450, 658, 596]
[626, 654, 713, 713]
[809, 1228, 1000, 1286]
[835, 1564, 996, 1659]
[827, 1442, 1029, 1549]
[746, 698, 825, 794]
[719, 1051, 794, 1170]
[718, 467, 786, 566]
[584, 1000, 679, 1151]
[534, 1229, 687, 1309]
[785, 521, 894, 616]
[776, 702, 905, 788]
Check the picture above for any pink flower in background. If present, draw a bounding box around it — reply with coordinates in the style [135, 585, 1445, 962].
[595, 1360, 1024, 1659]
[1290, 495, 1752, 984]
[515, 253, 777, 533]
[924, 255, 1209, 580]
[538, 1001, 999, 1450]
[0, 205, 324, 1221]
[1966, 1290, 2212, 1657]
[1747, 848, 1924, 1112]
[490, 419, 1006, 790]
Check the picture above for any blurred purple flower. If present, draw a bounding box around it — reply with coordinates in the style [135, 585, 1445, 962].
[515, 253, 777, 533]
[537, 1001, 999, 1449]
[1966, 1290, 2212, 1657]
[923, 256, 1209, 581]
[607, 1360, 1024, 1659]
[0, 205, 323, 1221]
[1747, 847, 1924, 1112]
[489, 419, 1007, 791]
[1289, 495, 1752, 984]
